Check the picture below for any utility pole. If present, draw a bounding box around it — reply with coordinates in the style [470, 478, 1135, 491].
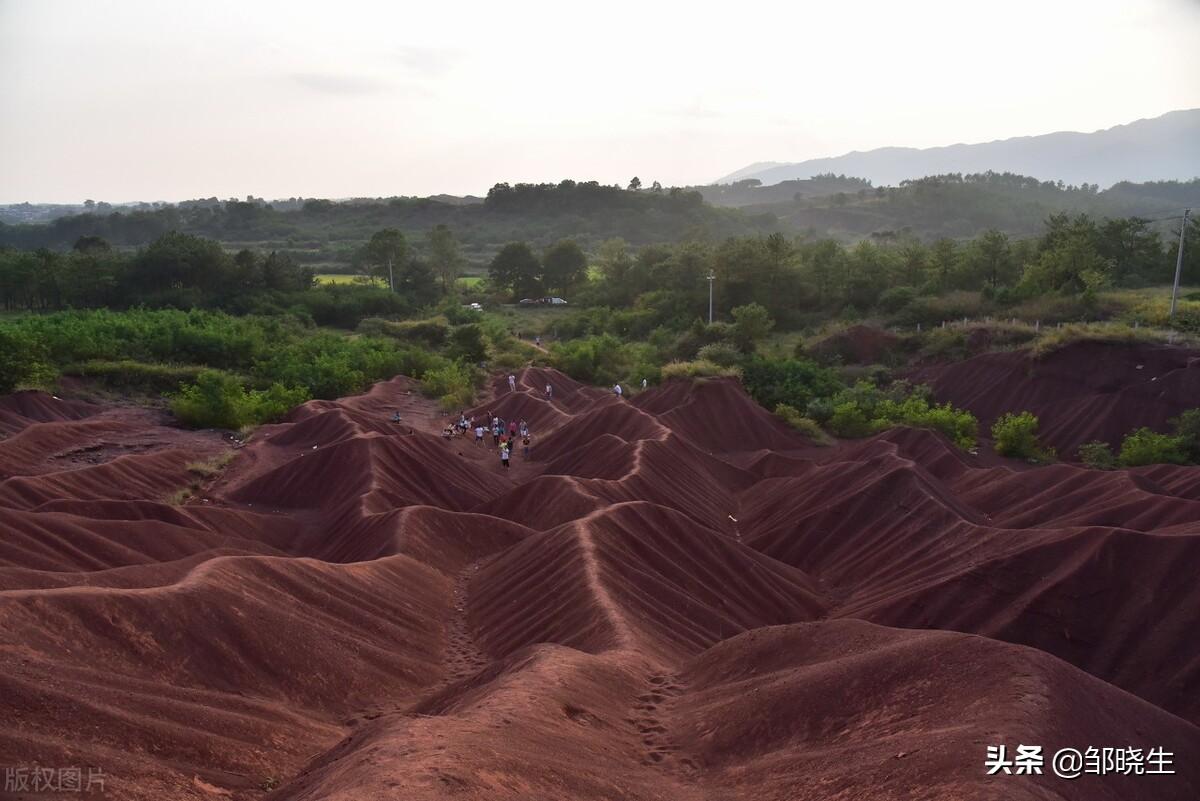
[1170, 209, 1190, 321]
[387, 256, 395, 292]
[707, 272, 715, 324]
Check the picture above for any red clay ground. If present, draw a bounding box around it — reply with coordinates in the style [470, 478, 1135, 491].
[909, 339, 1200, 457]
[1, 357, 1198, 800]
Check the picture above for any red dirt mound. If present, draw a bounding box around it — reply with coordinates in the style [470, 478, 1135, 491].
[3, 355, 1199, 800]
[808, 323, 901, 364]
[641, 377, 814, 453]
[470, 502, 824, 663]
[0, 390, 97, 434]
[227, 432, 509, 513]
[676, 620, 1200, 801]
[910, 340, 1200, 455]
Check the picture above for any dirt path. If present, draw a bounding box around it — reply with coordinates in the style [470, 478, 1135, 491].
[439, 559, 490, 685]
[628, 672, 696, 776]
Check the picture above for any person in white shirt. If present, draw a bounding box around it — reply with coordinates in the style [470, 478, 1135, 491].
[508, 374, 516, 391]
[613, 384, 623, 397]
[474, 425, 485, 446]
[641, 378, 648, 390]
[545, 383, 553, 399]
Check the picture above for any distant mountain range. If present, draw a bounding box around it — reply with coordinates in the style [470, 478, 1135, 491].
[717, 109, 1200, 188]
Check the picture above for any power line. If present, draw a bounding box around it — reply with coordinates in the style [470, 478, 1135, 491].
[1169, 208, 1191, 322]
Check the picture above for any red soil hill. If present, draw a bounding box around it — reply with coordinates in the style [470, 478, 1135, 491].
[1, 354, 1198, 800]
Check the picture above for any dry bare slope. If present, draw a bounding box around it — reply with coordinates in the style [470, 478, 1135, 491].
[1, 355, 1198, 799]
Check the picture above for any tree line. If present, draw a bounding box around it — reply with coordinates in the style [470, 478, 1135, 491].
[3, 212, 1196, 333]
[0, 224, 470, 317]
[482, 212, 1198, 328]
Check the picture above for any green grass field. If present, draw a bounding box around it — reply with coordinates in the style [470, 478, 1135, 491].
[314, 273, 383, 286]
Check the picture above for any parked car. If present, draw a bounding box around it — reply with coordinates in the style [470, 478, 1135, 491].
[518, 298, 537, 305]
[467, 302, 483, 311]
[547, 297, 568, 305]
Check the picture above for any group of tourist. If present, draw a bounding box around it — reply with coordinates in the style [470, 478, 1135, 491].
[442, 410, 532, 469]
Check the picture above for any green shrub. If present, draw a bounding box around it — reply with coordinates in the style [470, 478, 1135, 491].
[874, 395, 978, 450]
[253, 335, 434, 399]
[806, 396, 835, 423]
[1031, 322, 1169, 358]
[0, 327, 48, 393]
[659, 360, 741, 380]
[1118, 428, 1188, 467]
[627, 360, 662, 390]
[446, 324, 488, 364]
[828, 401, 873, 438]
[171, 370, 309, 429]
[696, 343, 742, 367]
[421, 362, 477, 411]
[992, 412, 1056, 462]
[360, 316, 449, 346]
[731, 303, 774, 351]
[67, 360, 209, 393]
[252, 383, 312, 422]
[916, 328, 969, 362]
[549, 334, 658, 387]
[1170, 408, 1200, 462]
[774, 404, 831, 445]
[897, 290, 988, 327]
[741, 357, 843, 412]
[1078, 440, 1117, 470]
[288, 284, 411, 329]
[878, 286, 917, 314]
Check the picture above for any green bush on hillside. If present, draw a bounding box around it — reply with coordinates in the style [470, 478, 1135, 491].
[421, 362, 478, 411]
[0, 328, 48, 393]
[446, 324, 488, 364]
[1171, 409, 1200, 462]
[358, 316, 449, 346]
[741, 357, 843, 413]
[827, 401, 874, 438]
[659, 360, 741, 381]
[874, 395, 978, 449]
[67, 360, 209, 393]
[1078, 440, 1117, 470]
[696, 343, 742, 367]
[1118, 428, 1188, 467]
[170, 370, 309, 429]
[992, 412, 1055, 462]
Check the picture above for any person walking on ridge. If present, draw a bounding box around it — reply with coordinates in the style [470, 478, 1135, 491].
[499, 443, 511, 469]
[508, 374, 517, 392]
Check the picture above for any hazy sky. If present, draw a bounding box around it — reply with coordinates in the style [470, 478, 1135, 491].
[2, 0, 1199, 203]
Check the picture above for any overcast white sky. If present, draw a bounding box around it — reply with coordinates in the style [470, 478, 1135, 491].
[2, 0, 1198, 203]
